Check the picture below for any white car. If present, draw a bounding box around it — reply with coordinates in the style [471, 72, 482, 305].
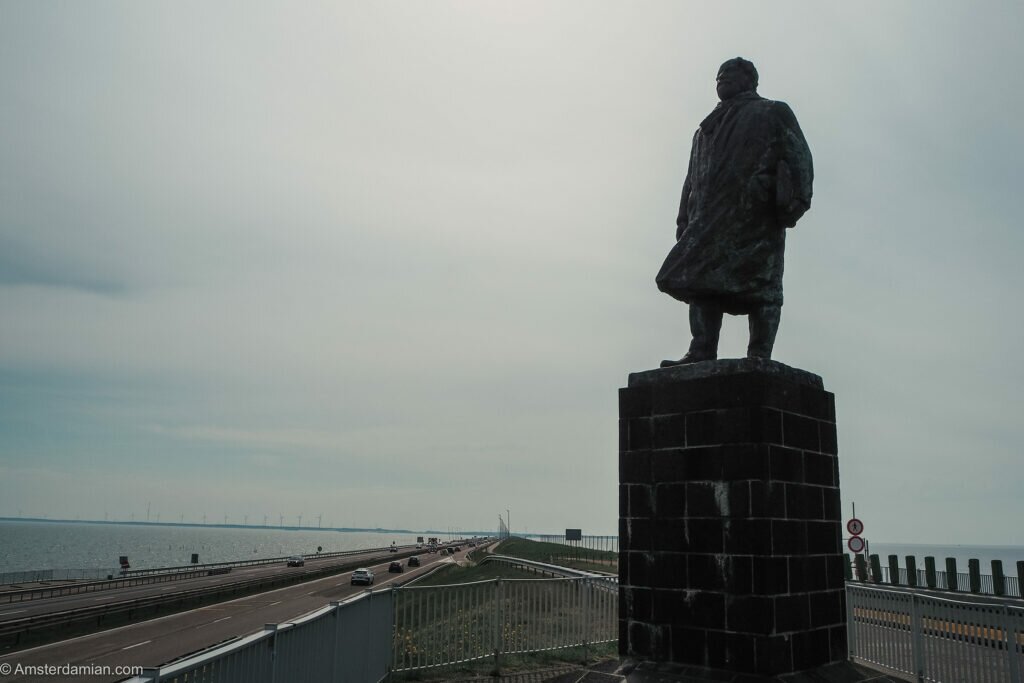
[350, 568, 374, 586]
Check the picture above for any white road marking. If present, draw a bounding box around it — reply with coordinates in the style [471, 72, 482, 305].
[0, 609, 26, 616]
[268, 601, 281, 606]
[212, 616, 232, 624]
[122, 639, 151, 650]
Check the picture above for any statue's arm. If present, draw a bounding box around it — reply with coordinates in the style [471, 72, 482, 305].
[774, 102, 813, 228]
[675, 132, 699, 240]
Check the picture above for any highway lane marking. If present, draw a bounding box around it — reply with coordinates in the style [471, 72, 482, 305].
[268, 601, 281, 606]
[3, 549, 424, 656]
[0, 609, 26, 616]
[122, 640, 152, 650]
[212, 616, 232, 624]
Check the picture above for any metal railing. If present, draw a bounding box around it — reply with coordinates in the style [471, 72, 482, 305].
[534, 534, 619, 553]
[391, 575, 617, 673]
[0, 568, 118, 585]
[125, 589, 393, 683]
[851, 554, 1024, 599]
[848, 583, 1024, 682]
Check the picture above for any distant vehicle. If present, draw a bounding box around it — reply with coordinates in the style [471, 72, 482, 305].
[416, 544, 423, 549]
[286, 556, 305, 567]
[351, 568, 374, 585]
[446, 547, 455, 554]
[388, 561, 404, 573]
[389, 546, 398, 553]
[408, 556, 421, 567]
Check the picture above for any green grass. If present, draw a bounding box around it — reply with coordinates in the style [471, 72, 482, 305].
[410, 559, 539, 586]
[492, 538, 618, 573]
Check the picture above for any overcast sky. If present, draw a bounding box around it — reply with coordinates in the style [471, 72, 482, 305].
[1, 1, 1022, 545]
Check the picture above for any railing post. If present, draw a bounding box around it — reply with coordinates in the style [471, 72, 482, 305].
[869, 554, 882, 584]
[493, 578, 503, 672]
[1004, 603, 1022, 683]
[924, 557, 936, 589]
[140, 667, 161, 683]
[992, 560, 1006, 597]
[854, 554, 868, 581]
[264, 623, 279, 683]
[909, 593, 924, 682]
[330, 600, 342, 681]
[888, 555, 900, 586]
[845, 584, 856, 658]
[968, 559, 981, 593]
[582, 578, 591, 659]
[905, 556, 918, 588]
[945, 558, 958, 592]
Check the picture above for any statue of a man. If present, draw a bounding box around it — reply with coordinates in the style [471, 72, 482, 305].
[656, 57, 813, 366]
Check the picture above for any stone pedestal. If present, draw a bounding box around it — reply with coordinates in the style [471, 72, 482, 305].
[618, 359, 846, 677]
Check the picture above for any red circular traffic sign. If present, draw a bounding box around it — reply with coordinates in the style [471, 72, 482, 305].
[847, 518, 864, 536]
[847, 536, 865, 553]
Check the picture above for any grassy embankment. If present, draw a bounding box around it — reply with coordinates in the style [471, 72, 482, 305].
[492, 537, 618, 574]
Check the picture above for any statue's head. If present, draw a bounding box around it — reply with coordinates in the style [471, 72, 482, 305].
[716, 57, 758, 101]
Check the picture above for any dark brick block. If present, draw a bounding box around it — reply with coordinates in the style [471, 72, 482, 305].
[706, 629, 729, 669]
[654, 482, 686, 517]
[783, 413, 820, 451]
[619, 450, 651, 484]
[626, 417, 652, 450]
[804, 453, 834, 486]
[761, 377, 804, 414]
[651, 555, 689, 589]
[822, 487, 842, 521]
[809, 589, 844, 628]
[652, 414, 686, 449]
[627, 484, 654, 517]
[798, 385, 835, 421]
[723, 518, 772, 555]
[775, 593, 811, 633]
[671, 626, 707, 667]
[653, 519, 690, 552]
[756, 407, 784, 444]
[685, 410, 716, 446]
[623, 586, 654, 621]
[772, 519, 807, 554]
[784, 483, 811, 519]
[828, 624, 847, 664]
[651, 449, 689, 483]
[723, 632, 757, 672]
[652, 588, 687, 622]
[716, 407, 754, 443]
[619, 419, 627, 451]
[688, 553, 727, 591]
[718, 373, 768, 408]
[618, 484, 628, 516]
[727, 595, 775, 634]
[687, 591, 726, 629]
[790, 555, 829, 592]
[792, 627, 831, 670]
[804, 486, 825, 521]
[727, 481, 751, 517]
[619, 387, 652, 418]
[724, 554, 753, 594]
[723, 443, 769, 480]
[755, 634, 794, 675]
[627, 551, 653, 585]
[819, 421, 838, 455]
[825, 554, 848, 589]
[628, 620, 653, 658]
[752, 556, 789, 594]
[756, 480, 787, 518]
[651, 376, 719, 414]
[624, 518, 652, 551]
[769, 446, 804, 483]
[687, 518, 725, 553]
[807, 520, 841, 555]
[683, 446, 725, 480]
[686, 481, 719, 517]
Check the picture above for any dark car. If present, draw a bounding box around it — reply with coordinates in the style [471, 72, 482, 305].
[388, 561, 404, 573]
[389, 546, 398, 552]
[408, 556, 421, 567]
[286, 556, 305, 567]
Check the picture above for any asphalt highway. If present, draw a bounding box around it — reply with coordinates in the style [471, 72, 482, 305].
[0, 546, 469, 683]
[0, 546, 418, 620]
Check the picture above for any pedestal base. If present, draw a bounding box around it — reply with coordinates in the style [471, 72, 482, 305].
[619, 359, 846, 677]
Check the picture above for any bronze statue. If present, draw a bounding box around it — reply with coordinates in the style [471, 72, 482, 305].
[656, 58, 813, 366]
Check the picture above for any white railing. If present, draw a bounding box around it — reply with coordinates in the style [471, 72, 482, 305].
[848, 583, 1024, 682]
[391, 576, 617, 673]
[125, 589, 393, 683]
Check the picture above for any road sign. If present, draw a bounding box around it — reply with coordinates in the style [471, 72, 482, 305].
[847, 518, 864, 536]
[847, 536, 865, 553]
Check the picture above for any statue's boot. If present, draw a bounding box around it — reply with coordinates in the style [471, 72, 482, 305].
[660, 304, 723, 367]
[747, 305, 781, 359]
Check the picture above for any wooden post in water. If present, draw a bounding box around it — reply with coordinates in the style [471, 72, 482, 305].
[924, 556, 937, 589]
[905, 556, 918, 587]
[945, 558, 958, 592]
[968, 559, 981, 593]
[991, 560, 1005, 596]
[887, 555, 900, 586]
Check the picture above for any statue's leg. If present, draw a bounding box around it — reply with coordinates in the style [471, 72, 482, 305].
[660, 302, 723, 367]
[683, 302, 723, 361]
[747, 305, 781, 359]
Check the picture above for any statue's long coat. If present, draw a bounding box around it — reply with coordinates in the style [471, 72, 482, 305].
[656, 92, 813, 314]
